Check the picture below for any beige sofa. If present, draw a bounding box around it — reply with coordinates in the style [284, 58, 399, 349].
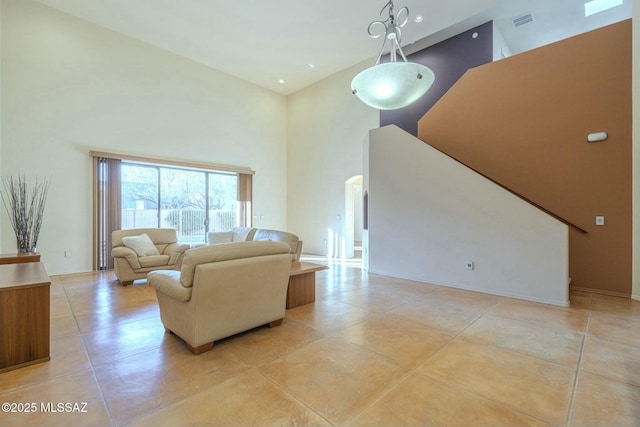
[207, 227, 302, 261]
[147, 241, 292, 354]
[111, 228, 190, 286]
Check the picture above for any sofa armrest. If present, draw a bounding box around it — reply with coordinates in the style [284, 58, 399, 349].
[111, 246, 141, 269]
[148, 270, 192, 302]
[174, 243, 190, 253]
[164, 242, 191, 265]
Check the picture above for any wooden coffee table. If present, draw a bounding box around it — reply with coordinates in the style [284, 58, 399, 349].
[286, 261, 328, 309]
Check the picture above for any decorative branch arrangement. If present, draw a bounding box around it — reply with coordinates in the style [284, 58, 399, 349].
[1, 175, 51, 253]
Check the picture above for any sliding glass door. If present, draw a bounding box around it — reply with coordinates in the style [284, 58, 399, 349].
[121, 163, 238, 242]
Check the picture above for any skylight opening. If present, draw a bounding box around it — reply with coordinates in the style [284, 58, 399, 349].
[584, 0, 623, 17]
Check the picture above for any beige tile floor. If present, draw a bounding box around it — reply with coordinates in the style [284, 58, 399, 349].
[1, 258, 640, 426]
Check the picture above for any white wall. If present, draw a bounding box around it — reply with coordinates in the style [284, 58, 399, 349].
[0, 0, 287, 274]
[0, 1, 2, 247]
[492, 21, 512, 61]
[366, 125, 570, 306]
[287, 60, 378, 256]
[633, 0, 640, 300]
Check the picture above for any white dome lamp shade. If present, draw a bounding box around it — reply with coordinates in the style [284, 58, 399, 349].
[351, 62, 435, 110]
[351, 1, 435, 110]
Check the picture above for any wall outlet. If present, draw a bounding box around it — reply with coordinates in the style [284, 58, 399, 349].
[466, 261, 474, 270]
[595, 216, 605, 226]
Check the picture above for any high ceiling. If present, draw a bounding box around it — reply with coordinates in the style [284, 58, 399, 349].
[34, 0, 631, 95]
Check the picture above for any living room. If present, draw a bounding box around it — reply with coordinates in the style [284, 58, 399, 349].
[1, 0, 640, 426]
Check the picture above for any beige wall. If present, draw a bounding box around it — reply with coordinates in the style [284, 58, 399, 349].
[0, 1, 2, 247]
[634, 0, 640, 300]
[286, 60, 378, 256]
[0, 0, 287, 274]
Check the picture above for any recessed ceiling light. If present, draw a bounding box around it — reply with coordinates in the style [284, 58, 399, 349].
[584, 0, 623, 17]
[278, 79, 285, 84]
[414, 15, 423, 23]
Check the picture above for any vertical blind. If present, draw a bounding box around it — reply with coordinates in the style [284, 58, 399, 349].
[93, 157, 121, 270]
[90, 151, 254, 271]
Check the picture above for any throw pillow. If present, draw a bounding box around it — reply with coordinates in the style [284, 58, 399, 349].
[122, 233, 160, 257]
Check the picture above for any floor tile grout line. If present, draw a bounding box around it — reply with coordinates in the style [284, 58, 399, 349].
[338, 299, 544, 427]
[121, 367, 289, 427]
[32, 267, 640, 426]
[62, 274, 119, 427]
[410, 296, 582, 427]
[254, 367, 337, 427]
[565, 292, 593, 427]
[420, 370, 560, 426]
[254, 307, 436, 426]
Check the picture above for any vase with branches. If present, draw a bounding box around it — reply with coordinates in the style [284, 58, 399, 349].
[1, 175, 50, 253]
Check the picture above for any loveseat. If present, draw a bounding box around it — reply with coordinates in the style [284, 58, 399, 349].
[111, 228, 190, 286]
[147, 241, 292, 354]
[207, 227, 302, 261]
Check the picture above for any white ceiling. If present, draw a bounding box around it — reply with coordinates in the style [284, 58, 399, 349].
[34, 0, 631, 95]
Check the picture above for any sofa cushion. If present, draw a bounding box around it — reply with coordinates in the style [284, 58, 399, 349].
[139, 254, 171, 268]
[253, 229, 299, 255]
[207, 231, 234, 245]
[180, 241, 290, 287]
[122, 233, 160, 257]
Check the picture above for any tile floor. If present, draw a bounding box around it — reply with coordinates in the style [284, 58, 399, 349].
[1, 257, 640, 426]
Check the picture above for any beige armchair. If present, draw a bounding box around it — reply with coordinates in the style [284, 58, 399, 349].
[207, 227, 303, 261]
[147, 241, 292, 354]
[111, 228, 189, 286]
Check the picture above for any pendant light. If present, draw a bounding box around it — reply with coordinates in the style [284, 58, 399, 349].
[351, 1, 435, 110]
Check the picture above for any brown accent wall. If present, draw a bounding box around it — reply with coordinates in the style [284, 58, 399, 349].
[417, 20, 632, 296]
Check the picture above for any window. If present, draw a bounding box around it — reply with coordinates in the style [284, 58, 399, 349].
[92, 151, 253, 270]
[121, 163, 239, 242]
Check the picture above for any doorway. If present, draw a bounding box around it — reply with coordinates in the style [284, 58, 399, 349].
[345, 175, 363, 259]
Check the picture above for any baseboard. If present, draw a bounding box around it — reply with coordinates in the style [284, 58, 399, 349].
[569, 285, 631, 299]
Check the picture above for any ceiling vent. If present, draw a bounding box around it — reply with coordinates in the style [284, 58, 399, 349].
[512, 12, 535, 28]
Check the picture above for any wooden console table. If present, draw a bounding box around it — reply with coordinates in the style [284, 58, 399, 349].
[286, 262, 329, 309]
[0, 252, 40, 265]
[0, 262, 50, 373]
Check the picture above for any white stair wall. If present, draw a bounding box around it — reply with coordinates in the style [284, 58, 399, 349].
[364, 125, 569, 307]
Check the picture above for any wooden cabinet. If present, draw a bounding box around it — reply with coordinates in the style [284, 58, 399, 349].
[0, 252, 40, 265]
[0, 262, 50, 373]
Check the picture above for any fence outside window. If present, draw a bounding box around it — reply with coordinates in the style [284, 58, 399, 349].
[121, 208, 237, 242]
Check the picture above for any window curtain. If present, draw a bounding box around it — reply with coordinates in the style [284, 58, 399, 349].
[93, 156, 121, 270]
[237, 173, 253, 227]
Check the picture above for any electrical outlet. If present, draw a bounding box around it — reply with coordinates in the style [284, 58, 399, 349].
[466, 261, 474, 270]
[595, 216, 605, 226]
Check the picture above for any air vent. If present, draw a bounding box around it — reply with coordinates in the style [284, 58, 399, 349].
[512, 12, 534, 28]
